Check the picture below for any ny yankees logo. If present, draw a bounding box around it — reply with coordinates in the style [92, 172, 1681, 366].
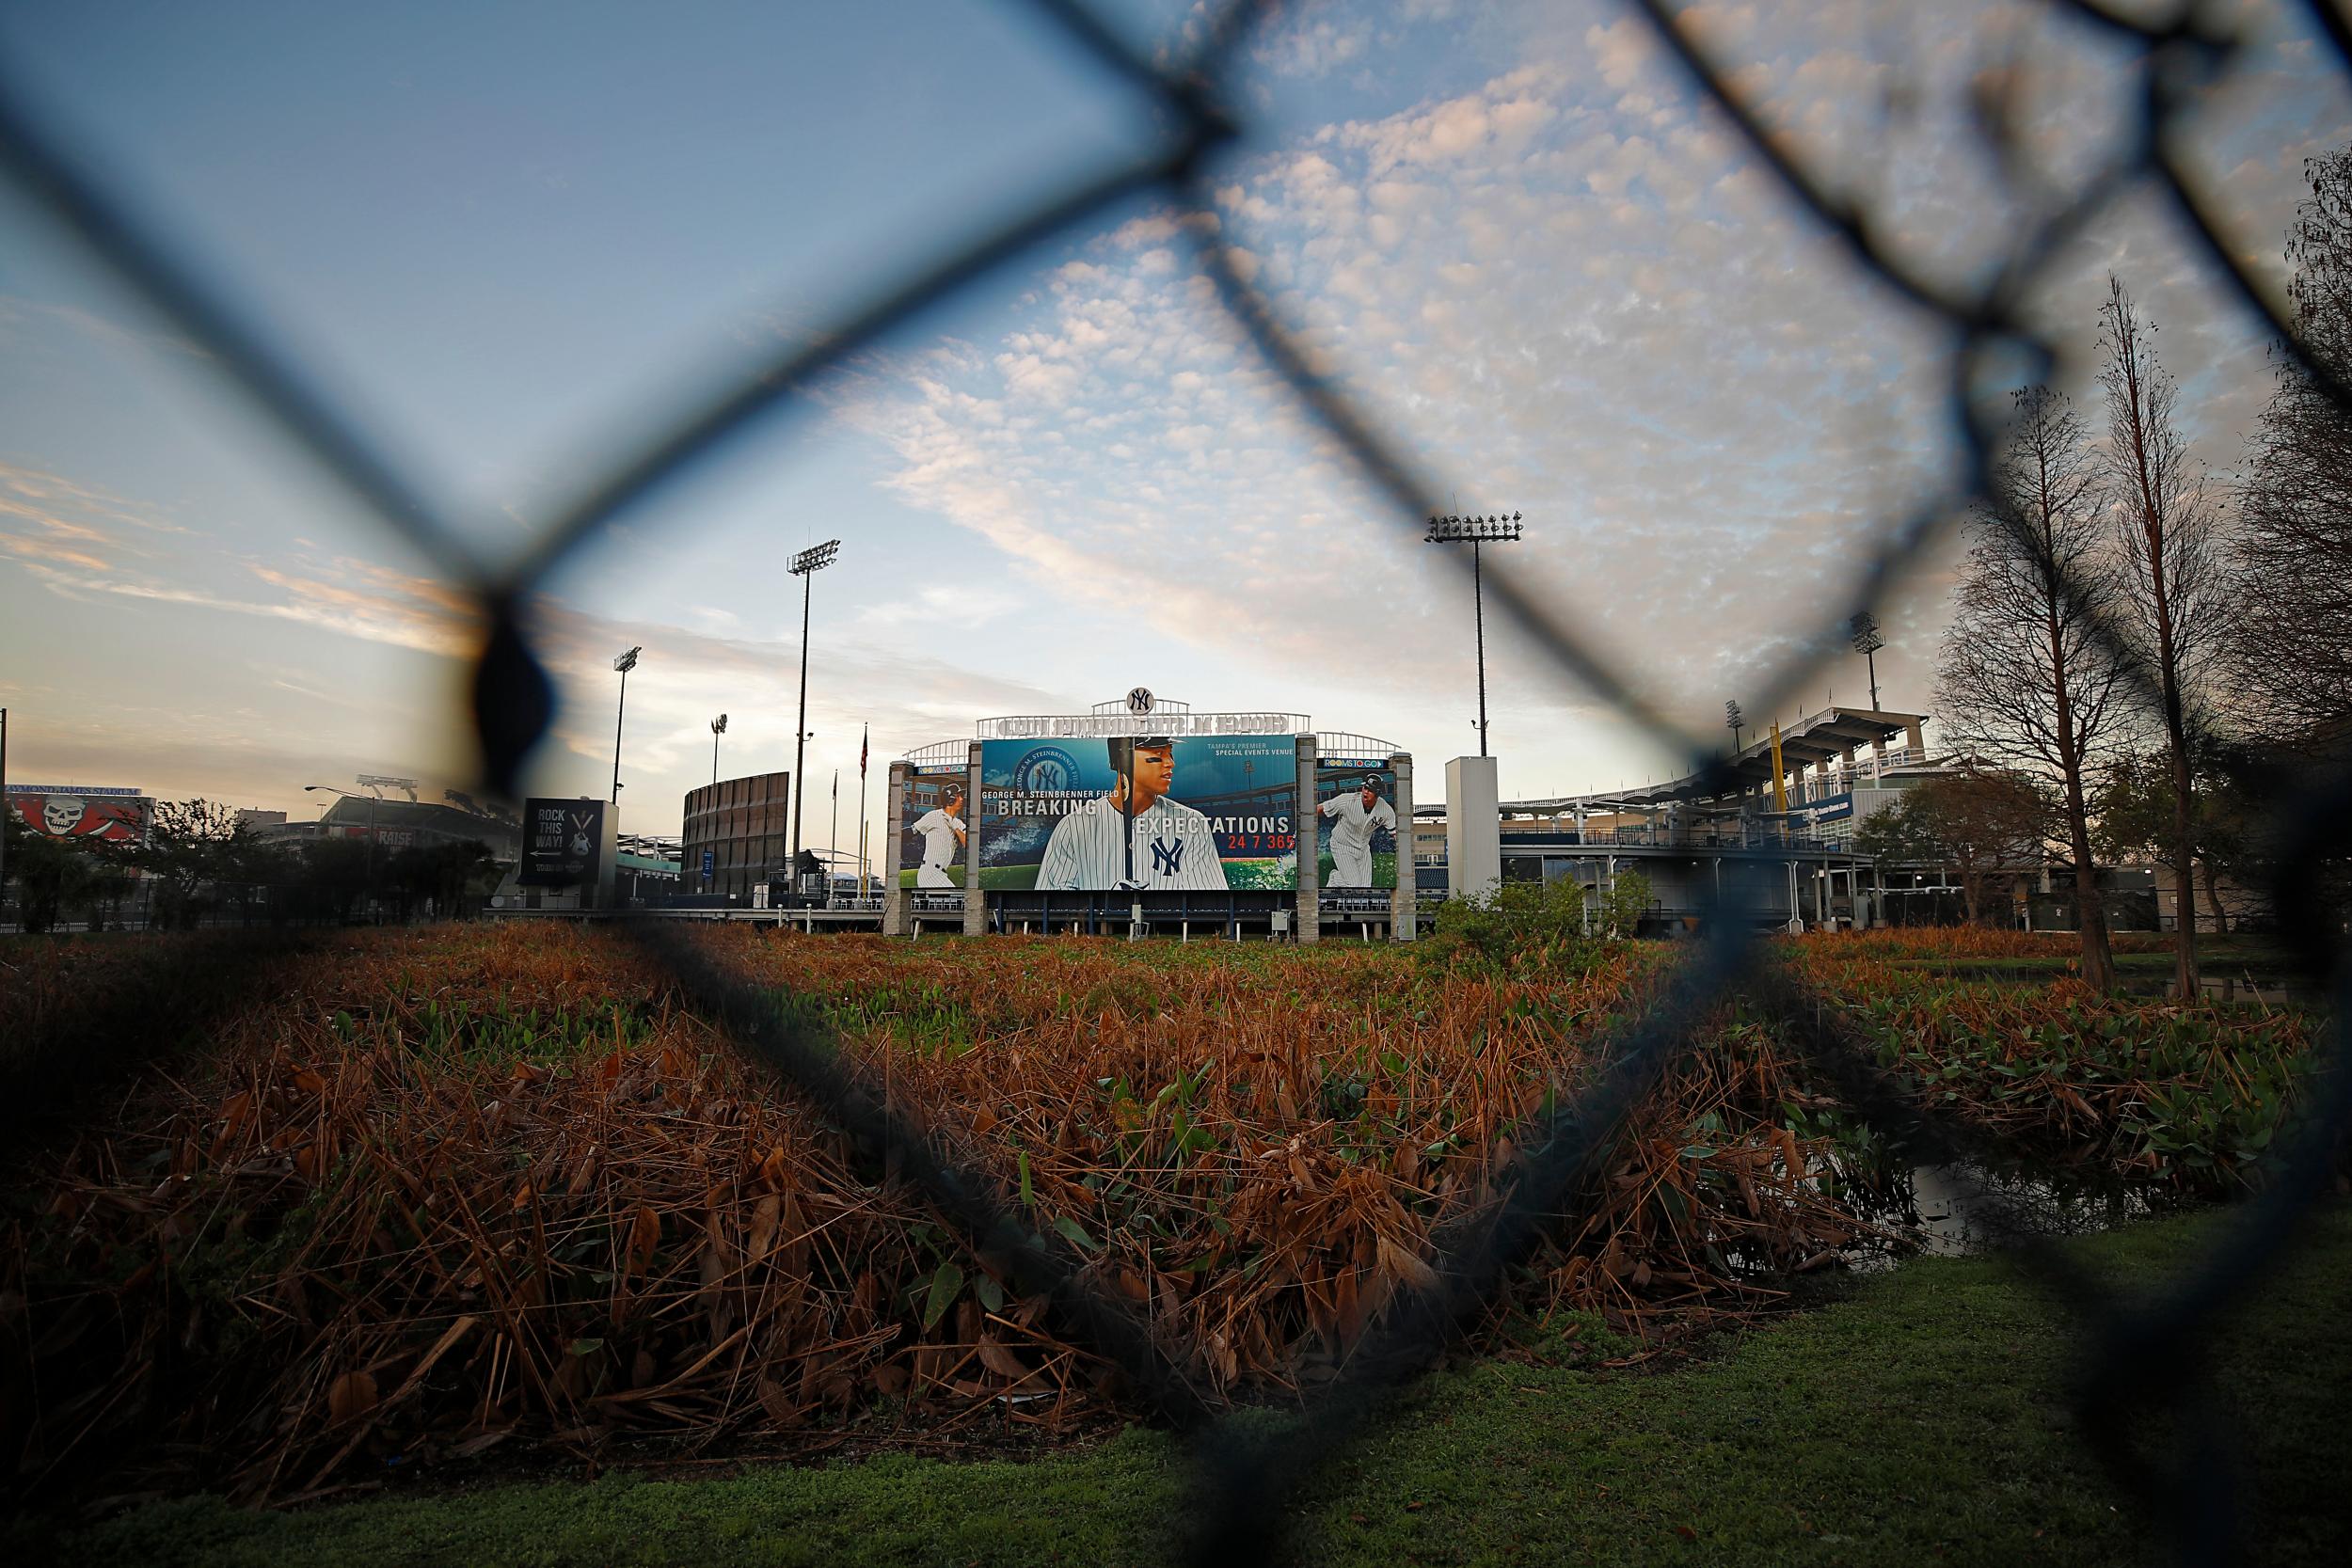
[1149, 837, 1184, 876]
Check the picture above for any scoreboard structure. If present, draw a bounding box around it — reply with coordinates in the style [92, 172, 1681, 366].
[882, 693, 1413, 942]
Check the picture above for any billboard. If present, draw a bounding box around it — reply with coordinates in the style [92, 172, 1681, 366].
[518, 798, 608, 887]
[1313, 758, 1399, 890]
[7, 785, 151, 845]
[979, 735, 1297, 891]
[898, 767, 970, 888]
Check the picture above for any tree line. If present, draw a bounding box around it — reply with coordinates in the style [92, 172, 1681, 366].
[2, 798, 497, 933]
[1876, 144, 2352, 996]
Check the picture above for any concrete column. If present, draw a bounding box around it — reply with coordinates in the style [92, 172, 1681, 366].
[961, 742, 987, 936]
[1904, 720, 1925, 757]
[1389, 752, 1416, 942]
[882, 760, 910, 936]
[1445, 755, 1501, 903]
[1295, 735, 1319, 944]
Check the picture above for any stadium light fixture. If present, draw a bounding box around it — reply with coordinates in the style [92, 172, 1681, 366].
[1423, 510, 1523, 757]
[710, 712, 728, 785]
[611, 645, 643, 805]
[1725, 700, 1745, 753]
[788, 541, 841, 862]
[1849, 611, 1884, 710]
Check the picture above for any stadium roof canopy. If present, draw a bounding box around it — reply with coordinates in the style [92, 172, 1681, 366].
[1429, 705, 1930, 816]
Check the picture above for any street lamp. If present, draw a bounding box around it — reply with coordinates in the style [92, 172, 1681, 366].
[710, 713, 728, 786]
[306, 775, 410, 921]
[1423, 512, 1523, 757]
[1849, 612, 1883, 711]
[611, 645, 642, 804]
[787, 540, 839, 862]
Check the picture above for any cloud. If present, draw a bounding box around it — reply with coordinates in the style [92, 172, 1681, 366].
[0, 296, 212, 363]
[0, 531, 112, 573]
[821, 0, 2345, 781]
[4, 461, 486, 659]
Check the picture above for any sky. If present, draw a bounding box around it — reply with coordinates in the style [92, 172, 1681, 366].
[1, 0, 2346, 844]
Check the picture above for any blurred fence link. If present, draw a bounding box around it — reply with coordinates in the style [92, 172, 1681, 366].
[4, 2, 2348, 1563]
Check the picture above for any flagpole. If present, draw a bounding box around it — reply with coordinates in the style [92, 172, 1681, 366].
[856, 722, 870, 899]
[829, 768, 839, 900]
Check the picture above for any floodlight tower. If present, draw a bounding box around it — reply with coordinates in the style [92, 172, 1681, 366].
[1725, 700, 1745, 753]
[787, 540, 840, 862]
[1423, 512, 1523, 757]
[1850, 611, 1884, 711]
[710, 713, 728, 785]
[611, 645, 642, 804]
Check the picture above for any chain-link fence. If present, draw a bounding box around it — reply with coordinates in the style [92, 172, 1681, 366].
[4, 2, 2350, 1563]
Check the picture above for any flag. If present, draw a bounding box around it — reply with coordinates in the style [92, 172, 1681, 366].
[859, 722, 868, 777]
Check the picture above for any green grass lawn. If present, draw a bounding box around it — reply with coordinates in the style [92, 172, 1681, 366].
[24, 1204, 2349, 1567]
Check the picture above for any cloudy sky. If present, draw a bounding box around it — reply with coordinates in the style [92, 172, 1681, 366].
[1, 0, 2345, 841]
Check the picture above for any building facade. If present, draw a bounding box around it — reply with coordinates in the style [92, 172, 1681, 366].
[680, 771, 792, 901]
[883, 694, 1412, 941]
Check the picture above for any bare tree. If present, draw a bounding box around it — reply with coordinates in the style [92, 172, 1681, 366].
[2233, 145, 2352, 746]
[2098, 277, 2226, 996]
[1935, 386, 2127, 989]
[1853, 768, 2052, 928]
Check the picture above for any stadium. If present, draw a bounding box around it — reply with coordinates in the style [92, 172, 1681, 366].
[884, 690, 1414, 940]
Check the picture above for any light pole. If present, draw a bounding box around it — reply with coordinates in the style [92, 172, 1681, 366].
[611, 645, 642, 804]
[710, 713, 728, 786]
[306, 776, 408, 921]
[1850, 612, 1883, 711]
[1423, 512, 1523, 757]
[1725, 699, 1745, 753]
[787, 540, 840, 863]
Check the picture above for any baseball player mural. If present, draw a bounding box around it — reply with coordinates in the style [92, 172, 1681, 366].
[1037, 736, 1226, 891]
[980, 733, 1296, 891]
[908, 783, 968, 888]
[1315, 762, 1399, 889]
[896, 768, 971, 888]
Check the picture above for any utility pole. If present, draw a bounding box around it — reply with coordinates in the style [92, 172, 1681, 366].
[611, 645, 642, 804]
[787, 540, 840, 863]
[1423, 512, 1523, 756]
[1850, 612, 1883, 711]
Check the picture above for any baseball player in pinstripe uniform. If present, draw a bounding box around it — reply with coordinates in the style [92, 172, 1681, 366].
[1319, 776, 1395, 887]
[1036, 736, 1229, 892]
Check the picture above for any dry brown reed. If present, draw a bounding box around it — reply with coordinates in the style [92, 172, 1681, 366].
[1, 925, 1862, 1504]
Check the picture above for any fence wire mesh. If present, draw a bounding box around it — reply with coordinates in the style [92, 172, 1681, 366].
[4, 2, 2350, 1563]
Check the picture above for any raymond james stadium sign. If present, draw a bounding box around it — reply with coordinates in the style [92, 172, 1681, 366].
[977, 712, 1308, 740]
